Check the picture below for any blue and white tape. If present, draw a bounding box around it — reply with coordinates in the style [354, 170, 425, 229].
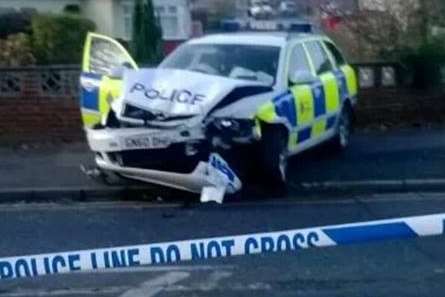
[1, 213, 444, 280]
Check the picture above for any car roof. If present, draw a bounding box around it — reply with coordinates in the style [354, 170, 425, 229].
[188, 32, 325, 47]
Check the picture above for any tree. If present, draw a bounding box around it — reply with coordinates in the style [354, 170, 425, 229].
[131, 0, 163, 65]
[316, 0, 445, 60]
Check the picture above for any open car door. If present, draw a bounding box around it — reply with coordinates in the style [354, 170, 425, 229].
[80, 33, 138, 127]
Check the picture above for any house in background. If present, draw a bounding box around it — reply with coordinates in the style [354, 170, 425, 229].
[0, 0, 193, 54]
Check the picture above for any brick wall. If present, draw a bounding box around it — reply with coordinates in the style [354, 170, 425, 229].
[0, 97, 83, 142]
[1, 89, 444, 143]
[356, 88, 445, 129]
[0, 66, 82, 143]
[1, 64, 444, 143]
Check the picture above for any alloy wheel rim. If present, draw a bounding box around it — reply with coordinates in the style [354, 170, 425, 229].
[339, 112, 351, 147]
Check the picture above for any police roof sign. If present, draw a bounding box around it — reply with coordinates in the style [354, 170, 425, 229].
[249, 20, 313, 32]
[1, 213, 444, 280]
[221, 19, 313, 33]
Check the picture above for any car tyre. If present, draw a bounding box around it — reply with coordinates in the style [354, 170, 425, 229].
[331, 105, 353, 151]
[260, 125, 289, 189]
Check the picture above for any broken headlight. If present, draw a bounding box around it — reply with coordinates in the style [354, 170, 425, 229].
[206, 118, 257, 141]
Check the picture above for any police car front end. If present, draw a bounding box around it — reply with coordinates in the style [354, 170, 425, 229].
[82, 35, 283, 194]
[85, 73, 274, 194]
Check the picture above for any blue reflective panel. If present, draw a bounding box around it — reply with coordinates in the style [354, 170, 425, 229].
[297, 127, 312, 143]
[326, 115, 337, 130]
[334, 70, 349, 101]
[273, 91, 297, 127]
[81, 87, 99, 111]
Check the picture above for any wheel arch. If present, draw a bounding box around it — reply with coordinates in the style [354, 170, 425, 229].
[258, 120, 290, 143]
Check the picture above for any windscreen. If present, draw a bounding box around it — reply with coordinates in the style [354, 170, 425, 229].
[159, 43, 281, 85]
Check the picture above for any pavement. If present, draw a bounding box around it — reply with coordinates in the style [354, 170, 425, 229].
[1, 192, 445, 296]
[1, 127, 445, 201]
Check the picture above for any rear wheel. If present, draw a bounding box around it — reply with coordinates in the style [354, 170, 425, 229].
[260, 125, 289, 188]
[331, 105, 353, 151]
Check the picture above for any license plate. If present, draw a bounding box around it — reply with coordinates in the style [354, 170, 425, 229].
[123, 134, 170, 149]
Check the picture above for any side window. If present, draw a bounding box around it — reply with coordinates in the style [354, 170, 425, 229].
[305, 41, 334, 75]
[324, 41, 345, 67]
[88, 38, 136, 75]
[289, 44, 312, 74]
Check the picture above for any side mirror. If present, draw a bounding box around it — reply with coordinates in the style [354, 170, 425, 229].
[289, 70, 317, 85]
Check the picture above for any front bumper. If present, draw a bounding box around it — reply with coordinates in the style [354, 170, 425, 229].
[86, 127, 242, 194]
[86, 127, 205, 153]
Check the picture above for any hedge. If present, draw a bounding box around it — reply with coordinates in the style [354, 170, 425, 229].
[31, 14, 96, 65]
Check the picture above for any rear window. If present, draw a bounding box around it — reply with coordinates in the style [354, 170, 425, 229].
[324, 41, 346, 67]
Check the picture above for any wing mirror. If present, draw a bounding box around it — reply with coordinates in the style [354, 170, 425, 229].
[289, 70, 317, 85]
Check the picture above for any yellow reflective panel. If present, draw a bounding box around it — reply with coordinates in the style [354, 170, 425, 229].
[291, 85, 313, 126]
[256, 101, 277, 123]
[81, 112, 101, 127]
[321, 72, 340, 113]
[312, 119, 327, 138]
[341, 65, 358, 97]
[82, 33, 93, 72]
[99, 77, 122, 117]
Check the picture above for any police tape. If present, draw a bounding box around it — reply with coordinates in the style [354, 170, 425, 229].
[1, 213, 445, 280]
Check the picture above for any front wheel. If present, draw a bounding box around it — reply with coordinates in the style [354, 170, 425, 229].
[260, 125, 289, 188]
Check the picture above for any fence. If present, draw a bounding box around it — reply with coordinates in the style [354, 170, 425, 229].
[0, 63, 403, 100]
[0, 65, 80, 99]
[353, 62, 403, 89]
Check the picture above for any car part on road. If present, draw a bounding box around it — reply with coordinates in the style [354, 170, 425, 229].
[95, 152, 242, 199]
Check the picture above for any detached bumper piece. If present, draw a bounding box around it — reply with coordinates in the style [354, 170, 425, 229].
[95, 152, 242, 203]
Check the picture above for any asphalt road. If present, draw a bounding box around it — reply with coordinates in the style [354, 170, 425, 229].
[1, 192, 445, 296]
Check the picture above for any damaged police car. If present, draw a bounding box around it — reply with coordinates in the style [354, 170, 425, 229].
[80, 31, 357, 196]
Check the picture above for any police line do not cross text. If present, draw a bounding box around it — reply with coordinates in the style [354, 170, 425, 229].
[0, 229, 325, 280]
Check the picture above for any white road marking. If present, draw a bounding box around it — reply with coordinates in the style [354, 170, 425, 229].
[0, 266, 234, 297]
[0, 286, 130, 297]
[119, 271, 190, 297]
[197, 270, 232, 291]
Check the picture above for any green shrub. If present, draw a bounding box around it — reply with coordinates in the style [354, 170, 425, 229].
[401, 37, 445, 89]
[31, 13, 95, 65]
[0, 33, 36, 66]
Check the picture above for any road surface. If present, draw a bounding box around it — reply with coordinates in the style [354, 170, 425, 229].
[1, 128, 445, 201]
[1, 192, 445, 296]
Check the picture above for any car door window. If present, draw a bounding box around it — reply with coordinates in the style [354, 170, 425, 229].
[324, 41, 346, 67]
[289, 44, 312, 74]
[83, 33, 138, 76]
[305, 41, 334, 75]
